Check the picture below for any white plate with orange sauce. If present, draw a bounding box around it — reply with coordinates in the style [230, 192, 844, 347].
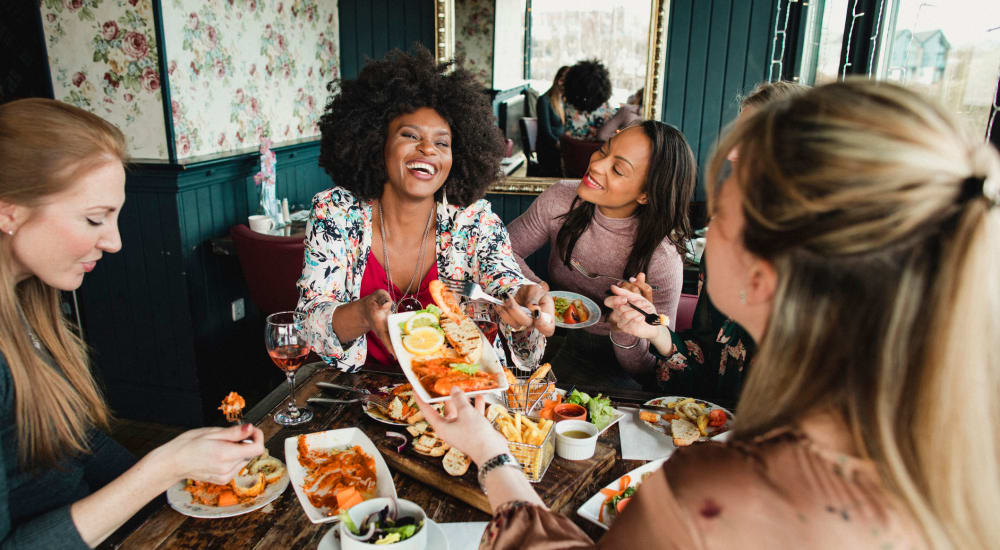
[284, 428, 398, 524]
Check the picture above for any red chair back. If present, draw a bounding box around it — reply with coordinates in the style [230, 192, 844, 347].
[230, 224, 305, 315]
[674, 293, 698, 332]
[560, 135, 602, 178]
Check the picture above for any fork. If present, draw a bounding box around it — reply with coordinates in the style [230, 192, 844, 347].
[569, 258, 660, 290]
[625, 301, 665, 326]
[307, 393, 392, 410]
[316, 382, 371, 395]
[440, 278, 554, 324]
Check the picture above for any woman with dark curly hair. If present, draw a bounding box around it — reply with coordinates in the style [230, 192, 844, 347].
[297, 47, 555, 373]
[508, 120, 695, 389]
[562, 59, 614, 141]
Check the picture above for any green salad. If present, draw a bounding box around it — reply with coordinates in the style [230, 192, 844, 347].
[566, 389, 616, 431]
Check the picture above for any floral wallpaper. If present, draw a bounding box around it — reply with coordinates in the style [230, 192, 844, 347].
[455, 0, 493, 88]
[41, 0, 169, 160]
[162, 0, 340, 159]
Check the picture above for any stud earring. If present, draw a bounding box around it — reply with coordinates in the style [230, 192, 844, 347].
[739, 289, 747, 304]
[4, 229, 12, 236]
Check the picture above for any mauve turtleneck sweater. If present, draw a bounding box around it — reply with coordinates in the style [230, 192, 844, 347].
[508, 180, 683, 374]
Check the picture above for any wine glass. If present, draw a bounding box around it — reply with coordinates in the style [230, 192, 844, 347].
[265, 311, 314, 426]
[465, 301, 498, 344]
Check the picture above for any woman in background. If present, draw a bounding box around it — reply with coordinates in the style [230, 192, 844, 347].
[535, 66, 569, 177]
[561, 59, 615, 141]
[509, 121, 695, 387]
[418, 79, 1000, 549]
[0, 98, 263, 548]
[606, 80, 807, 409]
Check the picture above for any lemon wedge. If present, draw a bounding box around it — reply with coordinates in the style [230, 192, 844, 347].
[402, 326, 444, 355]
[404, 312, 438, 333]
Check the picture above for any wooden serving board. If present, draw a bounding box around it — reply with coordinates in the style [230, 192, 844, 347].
[367, 422, 617, 514]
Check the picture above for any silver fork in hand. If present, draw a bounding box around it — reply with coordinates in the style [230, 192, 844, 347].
[440, 277, 554, 324]
[569, 258, 660, 290]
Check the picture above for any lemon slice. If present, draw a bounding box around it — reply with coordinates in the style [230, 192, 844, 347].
[402, 326, 444, 355]
[404, 312, 438, 333]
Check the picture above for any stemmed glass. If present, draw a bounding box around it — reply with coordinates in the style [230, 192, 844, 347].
[265, 311, 314, 426]
[465, 301, 498, 344]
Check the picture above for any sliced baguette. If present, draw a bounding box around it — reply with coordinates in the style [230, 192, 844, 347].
[442, 447, 471, 476]
[671, 418, 701, 447]
[440, 315, 483, 364]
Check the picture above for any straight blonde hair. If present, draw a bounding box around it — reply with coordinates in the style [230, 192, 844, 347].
[544, 65, 570, 124]
[0, 98, 125, 468]
[708, 80, 1000, 549]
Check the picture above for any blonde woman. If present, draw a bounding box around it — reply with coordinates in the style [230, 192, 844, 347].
[0, 99, 264, 548]
[416, 80, 1000, 549]
[535, 65, 569, 176]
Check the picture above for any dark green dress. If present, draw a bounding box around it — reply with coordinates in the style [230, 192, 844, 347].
[651, 256, 756, 410]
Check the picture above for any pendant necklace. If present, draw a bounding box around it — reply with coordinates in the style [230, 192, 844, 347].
[377, 199, 434, 314]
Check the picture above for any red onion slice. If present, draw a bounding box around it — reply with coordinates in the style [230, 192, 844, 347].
[386, 431, 407, 453]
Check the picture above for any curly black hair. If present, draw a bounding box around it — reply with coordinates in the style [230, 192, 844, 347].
[318, 46, 504, 206]
[563, 59, 612, 113]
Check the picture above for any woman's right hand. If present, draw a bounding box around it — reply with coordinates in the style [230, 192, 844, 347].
[359, 289, 394, 357]
[605, 285, 661, 340]
[155, 424, 265, 485]
[414, 388, 510, 467]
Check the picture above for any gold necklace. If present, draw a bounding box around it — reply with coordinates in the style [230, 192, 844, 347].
[377, 200, 434, 313]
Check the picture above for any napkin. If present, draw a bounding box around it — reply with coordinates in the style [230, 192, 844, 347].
[616, 406, 677, 461]
[438, 522, 489, 549]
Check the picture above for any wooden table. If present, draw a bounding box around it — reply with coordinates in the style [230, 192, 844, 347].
[104, 364, 659, 549]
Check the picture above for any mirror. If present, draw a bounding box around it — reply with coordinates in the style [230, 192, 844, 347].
[434, 0, 669, 192]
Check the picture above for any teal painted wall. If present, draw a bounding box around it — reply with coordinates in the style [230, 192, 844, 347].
[661, 0, 780, 200]
[338, 0, 435, 79]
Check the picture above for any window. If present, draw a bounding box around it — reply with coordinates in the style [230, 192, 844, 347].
[873, 0, 1000, 137]
[526, 0, 652, 107]
[800, 0, 1000, 138]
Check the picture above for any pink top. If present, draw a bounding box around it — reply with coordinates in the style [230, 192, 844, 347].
[359, 250, 438, 367]
[508, 180, 683, 373]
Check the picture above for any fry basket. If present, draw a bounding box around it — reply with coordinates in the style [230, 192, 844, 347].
[491, 416, 556, 483]
[501, 369, 558, 414]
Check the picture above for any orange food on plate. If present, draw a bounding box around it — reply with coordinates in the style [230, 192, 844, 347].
[428, 280, 463, 319]
[218, 391, 245, 423]
[183, 453, 285, 507]
[296, 436, 377, 516]
[411, 356, 500, 396]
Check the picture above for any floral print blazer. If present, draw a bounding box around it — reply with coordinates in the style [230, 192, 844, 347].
[297, 186, 545, 373]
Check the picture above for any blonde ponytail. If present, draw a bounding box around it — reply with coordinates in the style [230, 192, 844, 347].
[709, 80, 1000, 549]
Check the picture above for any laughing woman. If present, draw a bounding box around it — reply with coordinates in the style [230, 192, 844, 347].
[508, 121, 695, 387]
[298, 47, 555, 373]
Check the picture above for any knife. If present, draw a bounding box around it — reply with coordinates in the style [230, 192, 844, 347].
[307, 396, 360, 405]
[316, 382, 371, 394]
[638, 405, 676, 416]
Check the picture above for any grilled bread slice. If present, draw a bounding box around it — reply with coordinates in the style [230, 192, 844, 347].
[440, 315, 483, 364]
[442, 447, 471, 476]
[671, 418, 701, 447]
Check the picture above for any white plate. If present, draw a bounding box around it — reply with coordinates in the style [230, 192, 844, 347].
[316, 518, 449, 550]
[361, 384, 410, 427]
[387, 311, 508, 404]
[549, 291, 601, 329]
[166, 465, 289, 519]
[284, 428, 398, 524]
[639, 396, 733, 441]
[526, 388, 625, 436]
[576, 457, 668, 530]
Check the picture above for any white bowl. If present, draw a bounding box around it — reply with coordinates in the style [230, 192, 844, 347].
[554, 419, 598, 460]
[339, 498, 427, 550]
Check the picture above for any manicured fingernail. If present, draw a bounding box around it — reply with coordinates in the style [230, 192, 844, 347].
[629, 277, 636, 282]
[533, 309, 540, 319]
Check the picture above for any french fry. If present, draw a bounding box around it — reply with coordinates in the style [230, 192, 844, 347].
[521, 416, 538, 430]
[514, 413, 522, 436]
[529, 363, 551, 381]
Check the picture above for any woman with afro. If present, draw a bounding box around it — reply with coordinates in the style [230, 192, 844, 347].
[297, 46, 555, 373]
[562, 59, 638, 142]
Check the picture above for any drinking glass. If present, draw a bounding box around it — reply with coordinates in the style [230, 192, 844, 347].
[465, 301, 498, 345]
[265, 311, 314, 426]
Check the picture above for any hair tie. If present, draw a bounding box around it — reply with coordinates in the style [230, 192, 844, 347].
[958, 175, 994, 206]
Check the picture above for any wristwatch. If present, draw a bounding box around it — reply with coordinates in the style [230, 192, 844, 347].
[477, 453, 521, 494]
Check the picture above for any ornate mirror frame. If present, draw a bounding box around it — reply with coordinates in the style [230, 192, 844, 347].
[435, 0, 670, 193]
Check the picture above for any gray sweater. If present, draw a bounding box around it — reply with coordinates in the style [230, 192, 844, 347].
[508, 180, 683, 373]
[0, 353, 135, 549]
